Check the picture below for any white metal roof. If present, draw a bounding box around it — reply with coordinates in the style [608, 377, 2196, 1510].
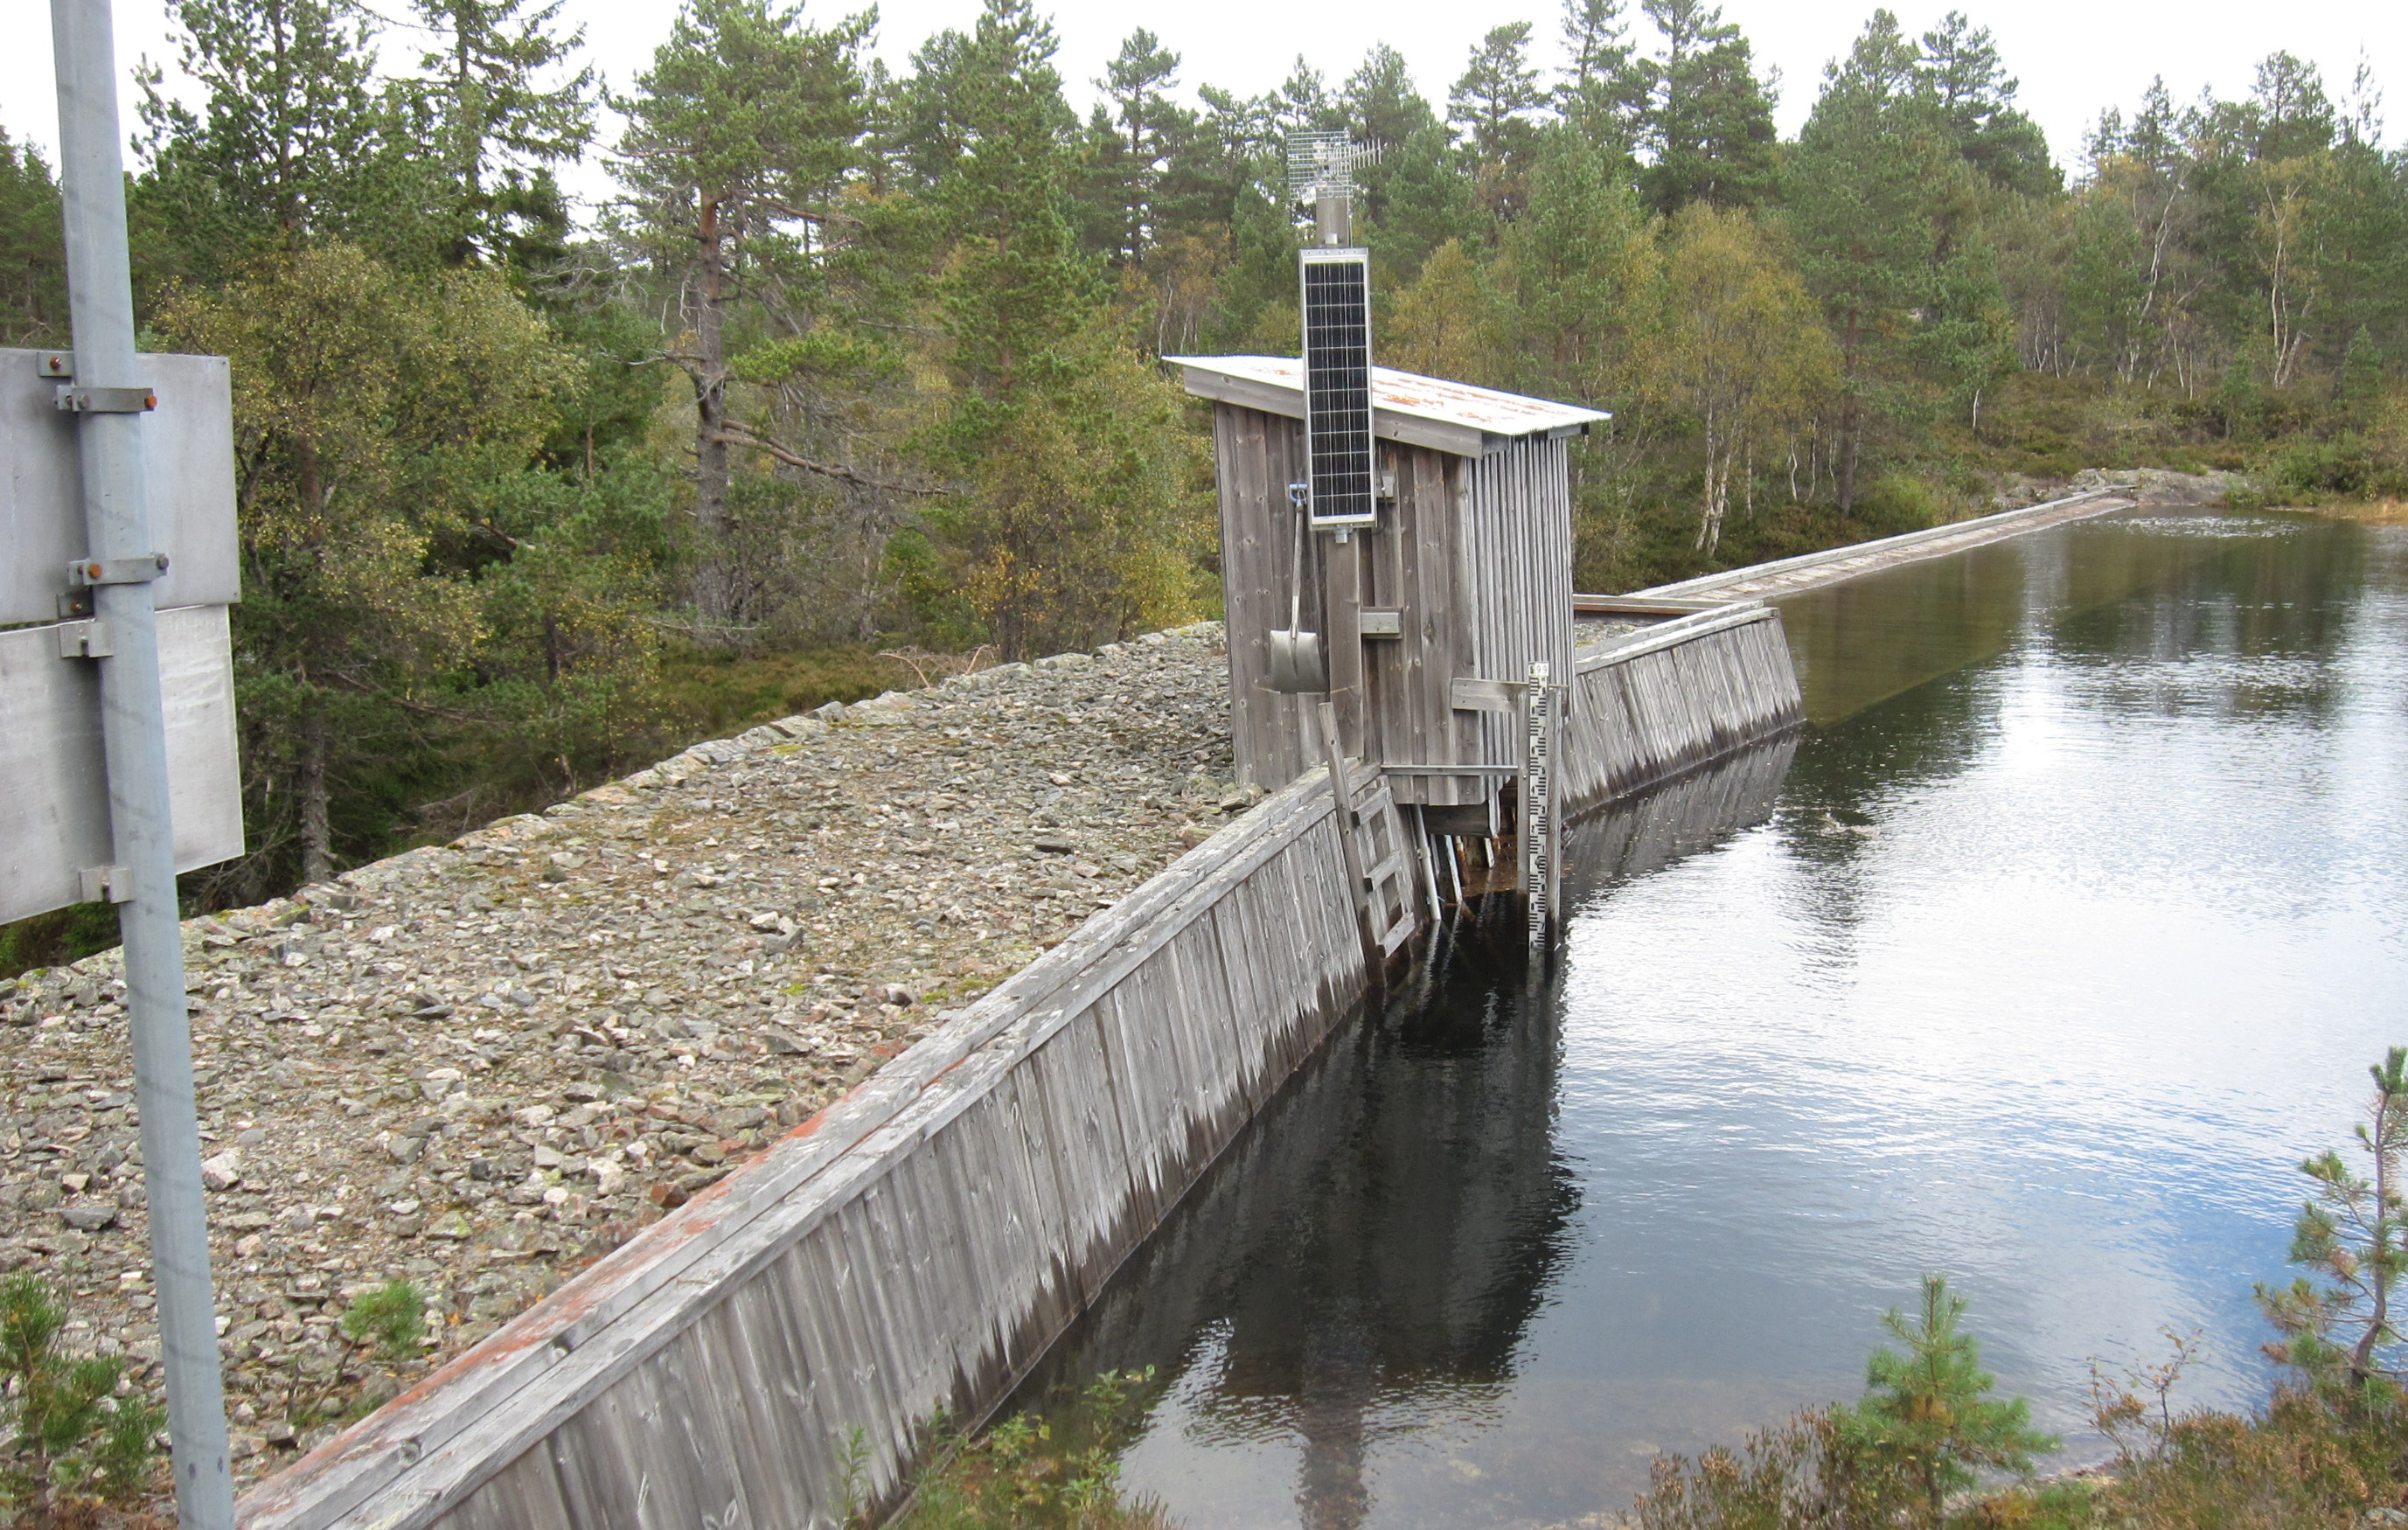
[1166, 353, 1609, 457]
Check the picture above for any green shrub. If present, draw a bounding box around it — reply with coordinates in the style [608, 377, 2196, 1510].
[885, 1369, 1169, 1530]
[0, 901, 123, 982]
[656, 642, 912, 738]
[0, 1273, 163, 1527]
[1629, 1406, 1917, 1530]
[1856, 471, 1943, 534]
[341, 1279, 428, 1360]
[2270, 437, 2377, 500]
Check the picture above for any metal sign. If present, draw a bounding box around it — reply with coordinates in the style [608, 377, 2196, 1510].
[1299, 247, 1376, 529]
[2, 345, 243, 922]
[0, 604, 242, 923]
[2, 347, 239, 627]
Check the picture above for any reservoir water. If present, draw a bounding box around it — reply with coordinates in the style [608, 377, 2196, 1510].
[1010, 508, 2408, 1528]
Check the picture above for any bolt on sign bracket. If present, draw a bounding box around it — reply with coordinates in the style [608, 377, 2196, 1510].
[54, 620, 115, 659]
[54, 383, 157, 413]
[66, 553, 171, 587]
[79, 865, 134, 904]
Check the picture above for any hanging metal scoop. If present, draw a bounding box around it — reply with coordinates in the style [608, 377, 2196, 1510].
[1268, 483, 1326, 693]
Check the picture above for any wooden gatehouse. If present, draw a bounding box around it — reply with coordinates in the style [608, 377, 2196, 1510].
[1168, 355, 1605, 831]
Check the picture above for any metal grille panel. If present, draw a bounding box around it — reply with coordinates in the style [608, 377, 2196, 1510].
[1300, 250, 1375, 527]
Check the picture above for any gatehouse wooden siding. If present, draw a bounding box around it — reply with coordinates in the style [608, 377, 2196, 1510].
[1211, 403, 1578, 808]
[1464, 435, 1576, 771]
[1562, 604, 1804, 815]
[1215, 403, 1324, 793]
[239, 764, 1414, 1530]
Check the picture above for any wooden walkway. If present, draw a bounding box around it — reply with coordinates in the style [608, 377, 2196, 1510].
[1637, 490, 2135, 603]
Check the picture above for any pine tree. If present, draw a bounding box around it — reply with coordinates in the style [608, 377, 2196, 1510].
[1272, 57, 1343, 139]
[1784, 11, 1953, 511]
[2258, 1048, 2408, 1402]
[2338, 325, 2384, 409]
[136, 0, 428, 275]
[0, 130, 65, 344]
[1632, 0, 1777, 213]
[1343, 45, 1437, 156]
[1496, 123, 1653, 405]
[1089, 29, 1193, 267]
[1342, 44, 1447, 264]
[1837, 1275, 2057, 1529]
[407, 0, 596, 268]
[929, 0, 1204, 656]
[1557, 0, 1641, 153]
[1916, 11, 2057, 196]
[614, 0, 870, 624]
[1450, 23, 1548, 219]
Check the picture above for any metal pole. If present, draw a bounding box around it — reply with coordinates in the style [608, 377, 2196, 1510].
[50, 4, 237, 1525]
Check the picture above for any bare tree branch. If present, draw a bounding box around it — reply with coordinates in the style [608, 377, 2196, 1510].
[713, 424, 950, 497]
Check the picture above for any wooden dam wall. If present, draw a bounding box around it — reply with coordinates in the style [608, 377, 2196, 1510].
[1562, 603, 1804, 814]
[239, 612, 1805, 1530]
[240, 764, 1407, 1530]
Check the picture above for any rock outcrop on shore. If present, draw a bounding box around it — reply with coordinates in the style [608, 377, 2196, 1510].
[0, 622, 1242, 1475]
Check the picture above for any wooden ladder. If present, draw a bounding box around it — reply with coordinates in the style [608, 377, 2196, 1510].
[1318, 705, 1420, 963]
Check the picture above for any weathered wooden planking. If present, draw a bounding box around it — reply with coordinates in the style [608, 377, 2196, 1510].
[1561, 603, 1803, 815]
[240, 761, 1419, 1530]
[1214, 403, 1576, 808]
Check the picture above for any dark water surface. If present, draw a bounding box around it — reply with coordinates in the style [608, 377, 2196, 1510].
[1011, 511, 2408, 1529]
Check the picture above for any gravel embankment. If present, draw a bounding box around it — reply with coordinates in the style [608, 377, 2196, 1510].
[0, 622, 1244, 1478]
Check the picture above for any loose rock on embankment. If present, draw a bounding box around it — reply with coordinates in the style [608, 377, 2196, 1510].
[0, 622, 1242, 1478]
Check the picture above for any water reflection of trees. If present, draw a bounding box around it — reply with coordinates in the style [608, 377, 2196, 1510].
[2056, 518, 2367, 730]
[1772, 511, 2272, 729]
[1008, 745, 1804, 1529]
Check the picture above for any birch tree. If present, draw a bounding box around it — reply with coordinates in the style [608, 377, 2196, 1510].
[1653, 204, 1834, 553]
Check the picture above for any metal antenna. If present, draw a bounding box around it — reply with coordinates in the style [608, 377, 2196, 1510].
[1284, 130, 1357, 245]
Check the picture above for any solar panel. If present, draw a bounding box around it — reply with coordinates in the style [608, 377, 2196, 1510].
[1300, 247, 1376, 529]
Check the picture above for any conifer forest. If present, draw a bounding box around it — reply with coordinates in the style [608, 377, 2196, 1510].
[1, 0, 2403, 923]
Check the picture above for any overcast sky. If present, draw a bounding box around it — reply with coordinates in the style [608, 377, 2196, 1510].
[3, 0, 2400, 220]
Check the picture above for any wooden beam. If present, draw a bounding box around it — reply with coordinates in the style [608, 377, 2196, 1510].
[1450, 676, 1521, 713]
[1571, 595, 1729, 615]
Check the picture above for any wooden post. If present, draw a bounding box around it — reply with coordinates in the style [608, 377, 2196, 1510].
[1522, 661, 1555, 958]
[1323, 532, 1364, 758]
[1319, 701, 1383, 985]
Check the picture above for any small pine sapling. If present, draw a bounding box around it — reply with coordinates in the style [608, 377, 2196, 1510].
[341, 1278, 428, 1360]
[2258, 1047, 2408, 1405]
[1837, 1273, 2057, 1528]
[294, 1278, 428, 1430]
[0, 1271, 164, 1527]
